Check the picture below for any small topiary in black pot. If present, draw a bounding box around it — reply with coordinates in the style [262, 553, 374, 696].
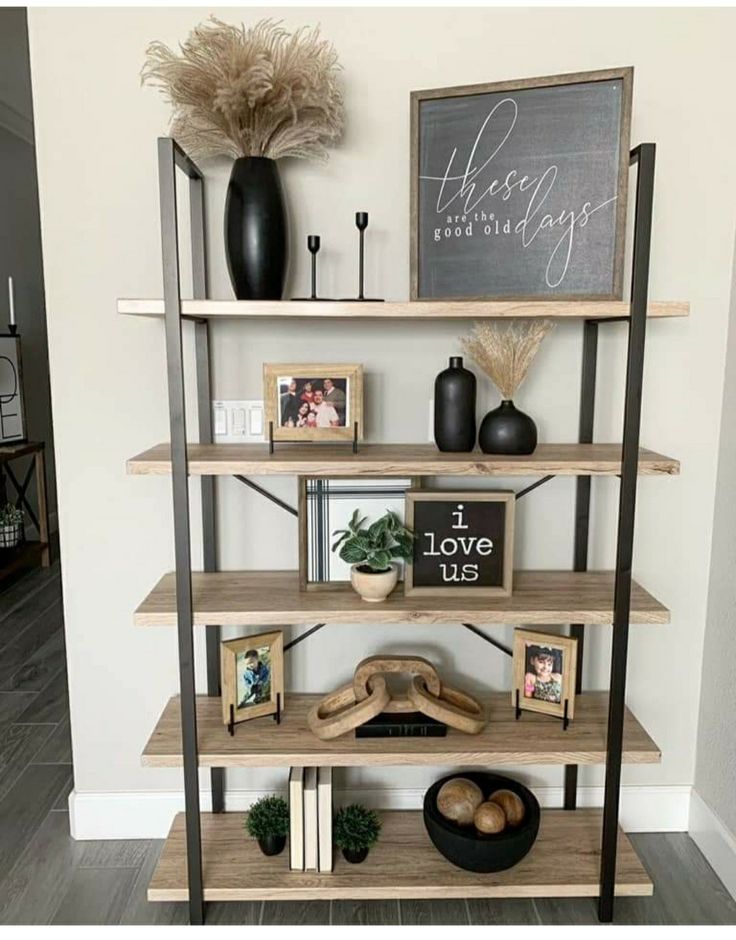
[423, 771, 540, 873]
[334, 803, 381, 864]
[245, 795, 289, 856]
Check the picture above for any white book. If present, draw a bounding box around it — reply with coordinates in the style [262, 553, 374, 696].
[303, 767, 319, 871]
[288, 766, 305, 871]
[317, 766, 333, 873]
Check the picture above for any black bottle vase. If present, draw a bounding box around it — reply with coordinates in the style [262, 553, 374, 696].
[434, 356, 477, 452]
[225, 156, 288, 300]
[478, 400, 537, 455]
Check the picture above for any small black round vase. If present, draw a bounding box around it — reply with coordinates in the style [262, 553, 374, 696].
[257, 834, 286, 857]
[479, 400, 537, 455]
[225, 156, 288, 300]
[434, 356, 477, 452]
[342, 846, 369, 864]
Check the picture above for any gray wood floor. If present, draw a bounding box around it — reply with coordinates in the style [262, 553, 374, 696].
[0, 558, 734, 926]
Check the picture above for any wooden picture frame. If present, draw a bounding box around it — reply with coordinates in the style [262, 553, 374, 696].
[220, 631, 284, 726]
[512, 629, 577, 720]
[263, 363, 363, 442]
[410, 67, 633, 302]
[404, 490, 515, 597]
[297, 476, 420, 591]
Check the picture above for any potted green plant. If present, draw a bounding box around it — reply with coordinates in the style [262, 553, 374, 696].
[334, 803, 381, 864]
[142, 17, 344, 301]
[0, 504, 24, 550]
[332, 509, 414, 603]
[245, 795, 289, 856]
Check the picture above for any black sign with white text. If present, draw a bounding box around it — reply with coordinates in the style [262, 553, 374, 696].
[410, 497, 508, 590]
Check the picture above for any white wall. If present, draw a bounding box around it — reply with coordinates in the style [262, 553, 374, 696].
[26, 6, 736, 835]
[690, 238, 736, 895]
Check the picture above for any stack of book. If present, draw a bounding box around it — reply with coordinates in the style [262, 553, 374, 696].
[289, 766, 333, 872]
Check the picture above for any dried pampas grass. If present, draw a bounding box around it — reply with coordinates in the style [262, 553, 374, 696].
[142, 17, 344, 161]
[461, 320, 554, 400]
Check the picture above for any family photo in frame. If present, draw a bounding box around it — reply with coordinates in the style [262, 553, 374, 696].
[263, 363, 364, 442]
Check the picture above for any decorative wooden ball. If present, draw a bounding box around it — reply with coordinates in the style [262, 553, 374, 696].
[489, 789, 526, 827]
[474, 801, 507, 834]
[436, 777, 484, 826]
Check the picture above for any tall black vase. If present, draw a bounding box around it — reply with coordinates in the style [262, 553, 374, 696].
[225, 156, 288, 300]
[434, 356, 476, 452]
[478, 400, 537, 455]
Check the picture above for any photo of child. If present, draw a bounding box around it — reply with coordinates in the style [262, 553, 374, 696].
[512, 629, 577, 720]
[236, 644, 272, 710]
[524, 643, 563, 705]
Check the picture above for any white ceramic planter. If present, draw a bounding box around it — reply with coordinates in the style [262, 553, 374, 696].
[350, 563, 399, 603]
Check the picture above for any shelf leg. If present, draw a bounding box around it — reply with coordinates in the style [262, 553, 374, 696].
[194, 318, 224, 814]
[565, 318, 598, 810]
[599, 143, 656, 924]
[159, 137, 206, 926]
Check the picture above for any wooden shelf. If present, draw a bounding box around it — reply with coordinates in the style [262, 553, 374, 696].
[119, 298, 688, 321]
[127, 442, 680, 478]
[134, 570, 669, 627]
[143, 692, 660, 768]
[148, 809, 652, 901]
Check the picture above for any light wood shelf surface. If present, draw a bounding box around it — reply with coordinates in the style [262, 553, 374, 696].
[148, 809, 652, 901]
[134, 570, 669, 627]
[118, 297, 689, 321]
[127, 442, 680, 477]
[142, 693, 660, 768]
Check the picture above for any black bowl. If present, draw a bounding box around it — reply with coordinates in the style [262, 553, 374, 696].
[423, 771, 540, 873]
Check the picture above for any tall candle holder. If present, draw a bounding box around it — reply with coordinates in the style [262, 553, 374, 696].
[341, 212, 384, 302]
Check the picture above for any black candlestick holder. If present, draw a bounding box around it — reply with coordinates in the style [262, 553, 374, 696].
[341, 212, 384, 302]
[292, 235, 336, 301]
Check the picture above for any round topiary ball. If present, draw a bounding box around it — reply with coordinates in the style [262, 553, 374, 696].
[436, 777, 484, 826]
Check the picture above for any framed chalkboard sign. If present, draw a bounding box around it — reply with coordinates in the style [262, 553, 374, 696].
[411, 67, 633, 302]
[404, 491, 515, 597]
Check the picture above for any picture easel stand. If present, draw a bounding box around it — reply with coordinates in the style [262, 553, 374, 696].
[515, 689, 570, 731]
[268, 421, 359, 455]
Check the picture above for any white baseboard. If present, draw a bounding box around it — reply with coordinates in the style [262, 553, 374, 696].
[69, 783, 691, 841]
[689, 789, 736, 901]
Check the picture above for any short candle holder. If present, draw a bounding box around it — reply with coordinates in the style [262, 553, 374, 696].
[291, 235, 336, 301]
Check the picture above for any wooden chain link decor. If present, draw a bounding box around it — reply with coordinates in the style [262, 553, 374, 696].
[307, 655, 486, 739]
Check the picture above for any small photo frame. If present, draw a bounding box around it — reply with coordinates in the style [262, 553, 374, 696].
[263, 363, 363, 442]
[220, 631, 284, 726]
[512, 629, 577, 720]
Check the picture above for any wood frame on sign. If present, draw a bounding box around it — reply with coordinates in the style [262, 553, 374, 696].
[410, 66, 634, 302]
[404, 490, 515, 597]
[297, 475, 422, 592]
[512, 628, 577, 720]
[220, 631, 284, 726]
[263, 363, 363, 442]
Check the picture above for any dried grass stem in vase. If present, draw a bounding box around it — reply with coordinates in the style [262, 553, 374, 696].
[461, 320, 553, 455]
[142, 17, 344, 300]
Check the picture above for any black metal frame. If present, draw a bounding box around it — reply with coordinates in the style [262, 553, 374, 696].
[155, 136, 657, 924]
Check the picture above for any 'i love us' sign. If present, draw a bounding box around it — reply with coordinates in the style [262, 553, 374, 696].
[404, 491, 515, 597]
[411, 68, 633, 302]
